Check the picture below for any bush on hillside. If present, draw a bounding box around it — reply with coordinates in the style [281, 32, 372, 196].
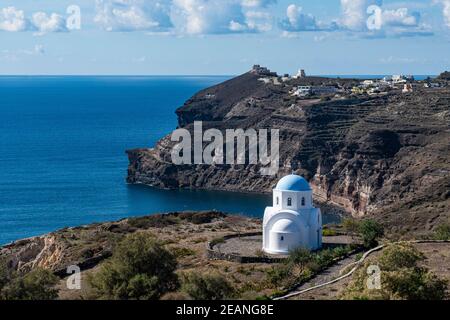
[342, 243, 448, 300]
[89, 233, 179, 300]
[342, 218, 360, 234]
[288, 248, 312, 266]
[359, 219, 384, 248]
[433, 223, 450, 241]
[181, 272, 234, 300]
[0, 259, 58, 300]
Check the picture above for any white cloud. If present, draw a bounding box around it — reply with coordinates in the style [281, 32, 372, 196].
[279, 4, 338, 33]
[339, 0, 431, 37]
[94, 0, 173, 32]
[379, 56, 418, 64]
[172, 0, 241, 34]
[93, 0, 274, 34]
[229, 20, 247, 32]
[340, 0, 382, 31]
[32, 12, 67, 34]
[172, 0, 273, 34]
[435, 0, 450, 27]
[172, 0, 236, 34]
[0, 7, 29, 32]
[280, 4, 318, 31]
[21, 44, 45, 55]
[241, 0, 276, 8]
[0, 7, 70, 34]
[381, 8, 420, 27]
[278, 0, 429, 38]
[245, 10, 272, 32]
[444, 1, 450, 27]
[1, 44, 45, 62]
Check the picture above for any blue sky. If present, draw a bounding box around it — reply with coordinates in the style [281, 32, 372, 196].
[1, 0, 450, 75]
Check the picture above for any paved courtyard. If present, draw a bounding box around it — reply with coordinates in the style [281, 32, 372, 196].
[214, 234, 356, 258]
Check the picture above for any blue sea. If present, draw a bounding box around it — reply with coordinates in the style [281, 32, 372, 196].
[0, 76, 341, 245]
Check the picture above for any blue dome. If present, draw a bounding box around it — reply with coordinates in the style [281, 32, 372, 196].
[275, 174, 311, 192]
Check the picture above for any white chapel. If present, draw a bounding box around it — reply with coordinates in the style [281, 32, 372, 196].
[263, 174, 322, 254]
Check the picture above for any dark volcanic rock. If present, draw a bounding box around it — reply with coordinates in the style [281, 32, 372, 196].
[438, 71, 450, 80]
[127, 71, 450, 236]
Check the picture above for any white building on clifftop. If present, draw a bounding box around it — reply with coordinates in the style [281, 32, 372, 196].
[293, 69, 306, 78]
[263, 175, 322, 254]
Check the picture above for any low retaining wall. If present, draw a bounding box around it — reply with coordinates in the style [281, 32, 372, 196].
[53, 251, 112, 278]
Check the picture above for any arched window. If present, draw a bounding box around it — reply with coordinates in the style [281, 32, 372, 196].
[280, 236, 284, 241]
[276, 197, 279, 205]
[301, 197, 305, 206]
[287, 198, 292, 206]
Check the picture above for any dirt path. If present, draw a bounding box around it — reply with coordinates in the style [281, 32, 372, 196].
[284, 253, 359, 300]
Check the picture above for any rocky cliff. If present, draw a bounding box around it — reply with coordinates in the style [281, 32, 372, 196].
[127, 72, 450, 235]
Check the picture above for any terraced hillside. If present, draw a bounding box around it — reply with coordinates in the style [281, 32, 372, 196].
[127, 72, 450, 236]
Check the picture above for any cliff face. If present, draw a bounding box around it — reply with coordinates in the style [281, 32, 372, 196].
[127, 72, 450, 235]
[0, 227, 114, 274]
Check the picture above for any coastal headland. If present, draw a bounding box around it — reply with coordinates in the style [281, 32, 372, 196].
[127, 68, 450, 237]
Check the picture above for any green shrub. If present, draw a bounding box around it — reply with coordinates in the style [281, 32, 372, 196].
[343, 219, 360, 234]
[181, 272, 234, 300]
[0, 259, 58, 301]
[210, 237, 225, 247]
[288, 248, 312, 269]
[433, 224, 450, 241]
[378, 242, 424, 270]
[342, 243, 448, 300]
[383, 267, 447, 300]
[332, 245, 351, 257]
[171, 247, 196, 258]
[89, 233, 179, 300]
[359, 219, 384, 248]
[178, 211, 225, 224]
[128, 215, 178, 229]
[314, 248, 335, 267]
[265, 266, 291, 287]
[322, 228, 337, 236]
[0, 259, 11, 291]
[9, 269, 59, 300]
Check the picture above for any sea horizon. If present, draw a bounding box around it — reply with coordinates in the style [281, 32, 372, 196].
[0, 74, 438, 78]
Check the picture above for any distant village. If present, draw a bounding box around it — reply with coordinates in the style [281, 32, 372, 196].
[250, 64, 448, 99]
